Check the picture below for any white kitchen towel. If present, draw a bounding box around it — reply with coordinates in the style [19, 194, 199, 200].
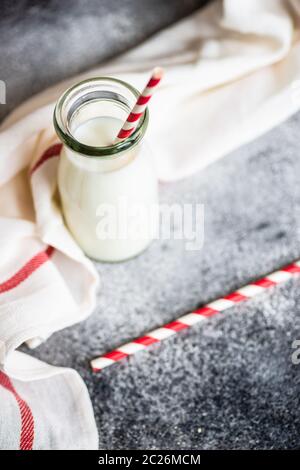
[0, 128, 99, 449]
[1, 0, 300, 450]
[0, 352, 98, 450]
[2, 0, 300, 181]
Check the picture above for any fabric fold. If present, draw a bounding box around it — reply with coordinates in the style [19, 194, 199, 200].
[1, 0, 300, 450]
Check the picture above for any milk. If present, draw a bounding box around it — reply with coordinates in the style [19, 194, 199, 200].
[58, 116, 158, 262]
[74, 116, 121, 147]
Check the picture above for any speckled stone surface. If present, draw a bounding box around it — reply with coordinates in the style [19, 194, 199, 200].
[24, 110, 300, 449]
[2, 0, 300, 450]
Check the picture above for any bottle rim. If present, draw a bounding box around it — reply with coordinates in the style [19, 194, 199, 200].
[53, 76, 149, 158]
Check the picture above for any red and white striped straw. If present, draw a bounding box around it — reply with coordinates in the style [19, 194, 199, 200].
[91, 260, 300, 372]
[115, 67, 163, 142]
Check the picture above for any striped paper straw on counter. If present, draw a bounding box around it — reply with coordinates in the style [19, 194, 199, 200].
[115, 67, 163, 142]
[91, 260, 300, 372]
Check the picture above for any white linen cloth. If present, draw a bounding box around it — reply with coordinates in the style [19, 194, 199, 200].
[1, 0, 300, 449]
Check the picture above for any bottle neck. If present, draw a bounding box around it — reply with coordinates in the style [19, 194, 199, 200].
[63, 139, 141, 173]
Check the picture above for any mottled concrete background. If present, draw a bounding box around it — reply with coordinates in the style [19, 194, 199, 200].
[2, 0, 300, 450]
[0, 0, 208, 121]
[28, 111, 300, 449]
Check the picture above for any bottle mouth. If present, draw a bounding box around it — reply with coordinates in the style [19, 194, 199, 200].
[53, 77, 149, 158]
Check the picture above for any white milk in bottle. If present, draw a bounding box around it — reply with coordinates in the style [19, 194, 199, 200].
[54, 78, 158, 262]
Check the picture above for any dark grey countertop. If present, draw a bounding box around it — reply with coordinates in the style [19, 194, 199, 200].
[27, 110, 300, 449]
[0, 0, 209, 121]
[2, 0, 300, 450]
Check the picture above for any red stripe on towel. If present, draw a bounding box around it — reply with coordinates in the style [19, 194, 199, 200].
[0, 246, 54, 294]
[30, 143, 62, 175]
[0, 371, 34, 450]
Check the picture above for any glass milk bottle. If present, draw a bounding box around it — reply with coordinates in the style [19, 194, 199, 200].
[54, 77, 158, 262]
